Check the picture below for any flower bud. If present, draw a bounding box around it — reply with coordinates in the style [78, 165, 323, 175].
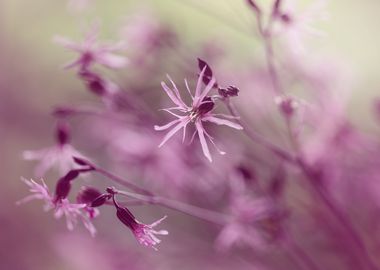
[77, 186, 102, 204]
[218, 86, 239, 98]
[274, 95, 298, 117]
[54, 178, 71, 202]
[56, 122, 70, 146]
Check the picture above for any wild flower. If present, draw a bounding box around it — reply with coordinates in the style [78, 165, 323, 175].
[111, 192, 168, 250]
[155, 67, 243, 162]
[272, 0, 328, 55]
[17, 178, 97, 236]
[23, 124, 87, 177]
[54, 23, 127, 70]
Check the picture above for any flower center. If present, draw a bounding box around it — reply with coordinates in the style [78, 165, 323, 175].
[189, 96, 215, 122]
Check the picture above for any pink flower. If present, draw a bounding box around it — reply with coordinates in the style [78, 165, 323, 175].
[16, 177, 54, 210]
[114, 198, 168, 250]
[273, 0, 328, 55]
[54, 23, 127, 70]
[23, 144, 86, 178]
[17, 178, 97, 236]
[54, 199, 97, 237]
[155, 67, 243, 162]
[216, 196, 281, 251]
[131, 216, 169, 250]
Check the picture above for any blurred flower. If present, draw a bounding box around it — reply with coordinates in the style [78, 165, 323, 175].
[23, 143, 86, 177]
[155, 67, 243, 162]
[273, 0, 328, 55]
[274, 95, 299, 117]
[120, 10, 177, 54]
[216, 196, 282, 251]
[54, 23, 127, 70]
[17, 178, 97, 236]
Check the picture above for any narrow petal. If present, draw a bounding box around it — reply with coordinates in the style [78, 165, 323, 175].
[202, 116, 243, 130]
[63, 58, 82, 69]
[158, 118, 190, 147]
[184, 79, 194, 99]
[195, 120, 212, 162]
[194, 76, 216, 108]
[154, 119, 182, 131]
[160, 109, 185, 118]
[96, 53, 128, 69]
[161, 82, 187, 109]
[150, 215, 167, 227]
[194, 66, 207, 100]
[53, 36, 82, 51]
[167, 75, 185, 106]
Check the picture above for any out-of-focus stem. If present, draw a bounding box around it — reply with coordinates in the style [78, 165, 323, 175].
[226, 99, 378, 269]
[116, 190, 229, 226]
[255, 8, 379, 269]
[297, 159, 379, 270]
[264, 35, 283, 95]
[85, 160, 228, 225]
[226, 100, 296, 164]
[282, 232, 322, 270]
[88, 161, 153, 196]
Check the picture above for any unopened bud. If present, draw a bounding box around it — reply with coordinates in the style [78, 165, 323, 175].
[218, 86, 239, 98]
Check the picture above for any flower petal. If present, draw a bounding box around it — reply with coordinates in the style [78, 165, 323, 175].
[154, 118, 182, 131]
[96, 53, 128, 69]
[195, 120, 212, 162]
[158, 117, 190, 147]
[161, 81, 188, 109]
[202, 116, 243, 130]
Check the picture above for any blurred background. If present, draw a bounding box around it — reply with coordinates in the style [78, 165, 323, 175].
[1, 0, 380, 269]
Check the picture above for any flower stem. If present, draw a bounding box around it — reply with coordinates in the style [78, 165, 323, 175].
[116, 189, 229, 226]
[86, 161, 229, 225]
[283, 232, 322, 270]
[226, 100, 296, 164]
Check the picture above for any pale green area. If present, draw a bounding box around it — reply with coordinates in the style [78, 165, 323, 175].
[2, 0, 380, 126]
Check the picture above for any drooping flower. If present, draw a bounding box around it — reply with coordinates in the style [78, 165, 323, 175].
[154, 67, 243, 162]
[130, 216, 169, 250]
[17, 178, 97, 236]
[54, 22, 127, 70]
[110, 192, 168, 250]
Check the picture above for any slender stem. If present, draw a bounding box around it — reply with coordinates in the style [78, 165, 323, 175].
[116, 189, 229, 226]
[226, 100, 378, 269]
[263, 35, 283, 95]
[255, 8, 378, 269]
[297, 158, 378, 270]
[86, 161, 153, 196]
[83, 160, 228, 225]
[226, 100, 296, 164]
[283, 233, 322, 270]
